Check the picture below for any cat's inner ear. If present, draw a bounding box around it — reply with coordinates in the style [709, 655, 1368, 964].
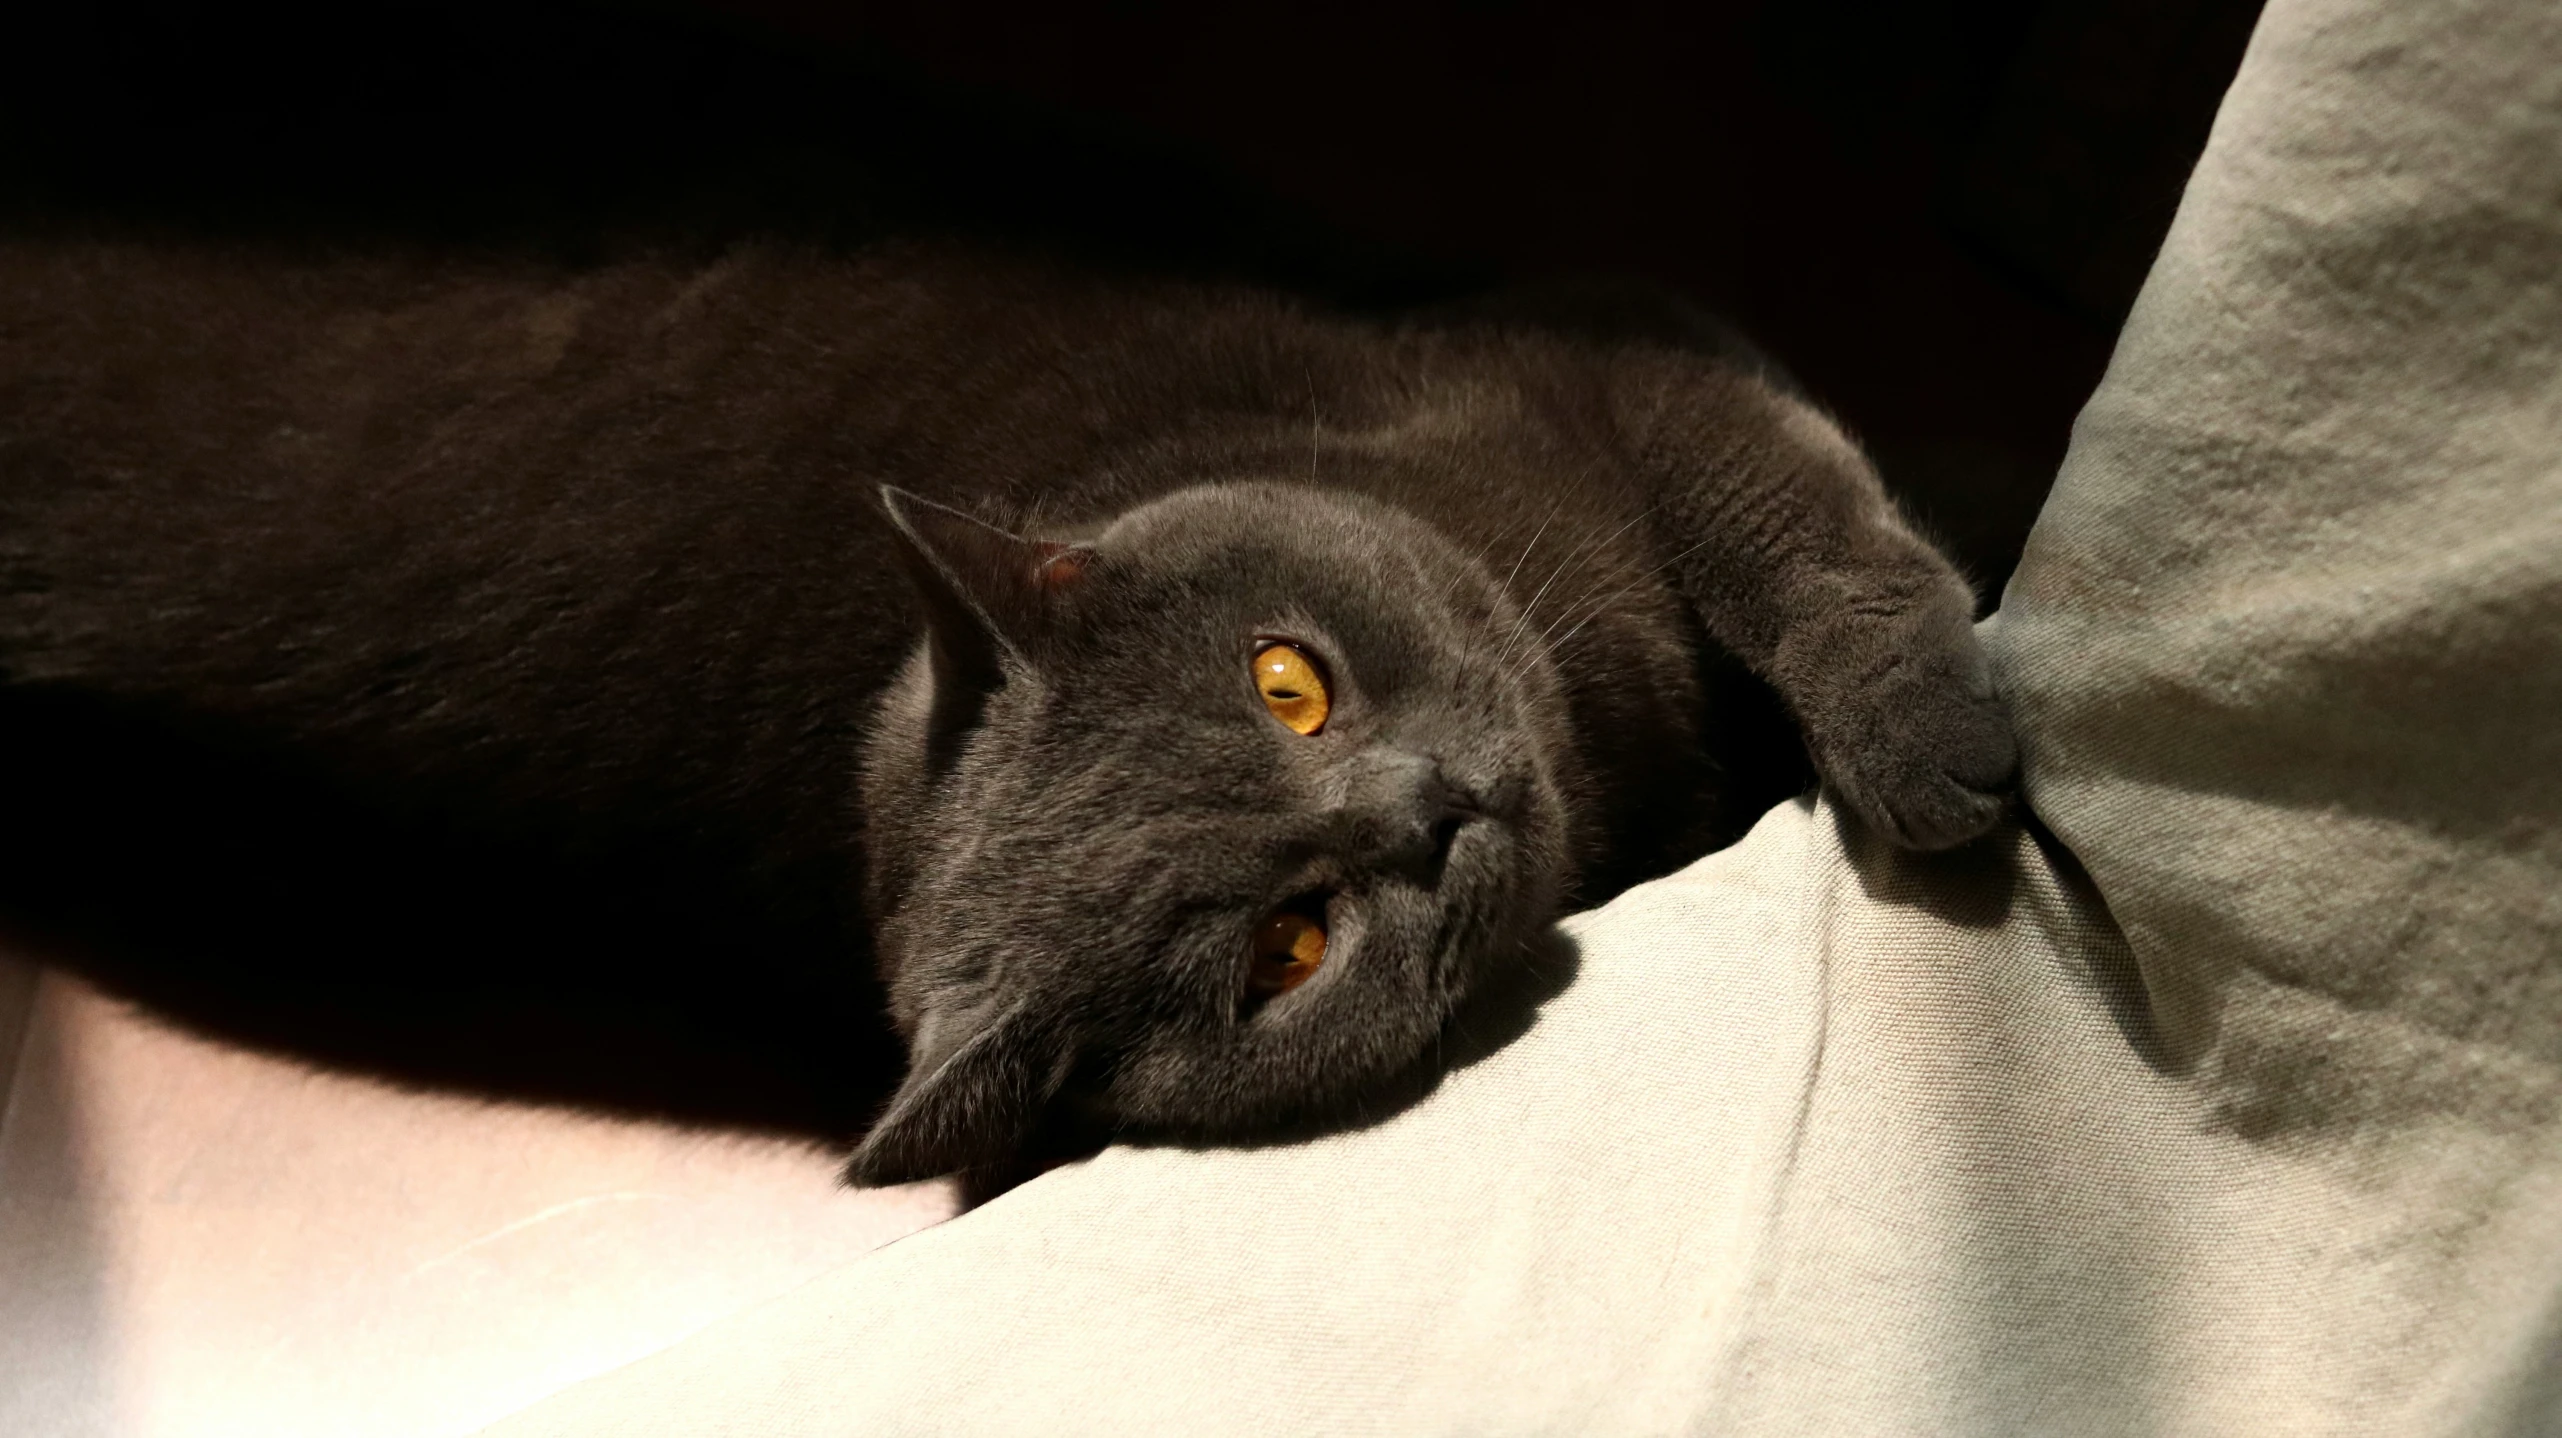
[843, 1001, 1069, 1188]
[879, 486, 1092, 763]
[880, 486, 1089, 660]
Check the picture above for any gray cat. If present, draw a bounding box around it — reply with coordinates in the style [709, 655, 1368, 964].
[0, 239, 2012, 1187]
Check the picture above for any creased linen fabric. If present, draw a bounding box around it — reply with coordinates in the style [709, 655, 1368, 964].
[482, 0, 2562, 1429]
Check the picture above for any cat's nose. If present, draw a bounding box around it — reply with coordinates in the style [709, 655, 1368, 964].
[1334, 747, 1478, 875]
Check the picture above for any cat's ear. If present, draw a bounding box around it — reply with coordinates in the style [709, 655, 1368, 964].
[880, 487, 1091, 767]
[879, 486, 1090, 674]
[843, 1000, 1071, 1188]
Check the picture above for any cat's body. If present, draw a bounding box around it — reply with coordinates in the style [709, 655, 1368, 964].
[0, 238, 2011, 1182]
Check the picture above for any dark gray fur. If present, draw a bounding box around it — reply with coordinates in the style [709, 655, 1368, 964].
[0, 240, 2012, 1186]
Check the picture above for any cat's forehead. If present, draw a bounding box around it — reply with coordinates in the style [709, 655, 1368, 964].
[1077, 481, 1478, 639]
[1047, 484, 1462, 687]
[1094, 482, 1447, 574]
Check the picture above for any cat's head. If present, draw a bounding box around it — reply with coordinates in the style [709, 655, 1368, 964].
[847, 481, 1580, 1186]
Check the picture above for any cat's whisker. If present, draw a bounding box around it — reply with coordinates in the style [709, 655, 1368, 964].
[1494, 499, 1662, 672]
[1537, 535, 1723, 664]
[1478, 493, 1572, 653]
[1492, 500, 1600, 664]
[1444, 499, 1560, 620]
[1505, 565, 1624, 675]
[1460, 448, 1592, 577]
[1432, 482, 1529, 612]
[1483, 456, 1610, 663]
[1495, 494, 1569, 602]
[1515, 540, 1652, 663]
[1537, 540, 1721, 653]
[1465, 498, 1546, 574]
[1493, 549, 1577, 672]
[1466, 499, 1527, 564]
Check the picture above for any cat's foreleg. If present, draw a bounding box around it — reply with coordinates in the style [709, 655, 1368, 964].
[1609, 355, 2016, 850]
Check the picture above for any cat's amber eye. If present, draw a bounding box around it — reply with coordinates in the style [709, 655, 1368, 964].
[1249, 910, 1327, 996]
[1253, 641, 1330, 735]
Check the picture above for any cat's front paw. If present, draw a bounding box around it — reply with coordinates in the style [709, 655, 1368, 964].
[1799, 608, 2017, 851]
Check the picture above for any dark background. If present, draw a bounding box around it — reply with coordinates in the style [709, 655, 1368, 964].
[0, 0, 2263, 1138]
[728, 0, 2266, 590]
[12, 0, 2264, 588]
